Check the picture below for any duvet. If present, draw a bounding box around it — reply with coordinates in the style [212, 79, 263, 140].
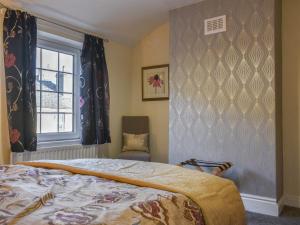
[0, 159, 246, 225]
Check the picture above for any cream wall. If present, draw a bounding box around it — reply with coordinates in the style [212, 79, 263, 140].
[282, 0, 300, 205]
[105, 41, 133, 158]
[129, 23, 169, 163]
[0, 7, 9, 164]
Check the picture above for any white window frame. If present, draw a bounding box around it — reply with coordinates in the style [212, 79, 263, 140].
[36, 37, 81, 146]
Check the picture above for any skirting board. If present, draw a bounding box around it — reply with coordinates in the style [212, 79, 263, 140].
[241, 193, 284, 216]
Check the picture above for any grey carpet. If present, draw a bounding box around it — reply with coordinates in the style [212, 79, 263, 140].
[247, 207, 300, 225]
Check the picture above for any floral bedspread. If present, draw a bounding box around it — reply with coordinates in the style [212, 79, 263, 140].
[0, 165, 205, 225]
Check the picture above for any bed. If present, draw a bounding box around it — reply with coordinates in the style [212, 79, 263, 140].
[0, 159, 246, 225]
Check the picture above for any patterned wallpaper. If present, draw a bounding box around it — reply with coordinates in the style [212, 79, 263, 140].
[169, 0, 281, 198]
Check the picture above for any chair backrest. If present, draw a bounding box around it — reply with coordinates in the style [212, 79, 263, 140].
[122, 116, 150, 148]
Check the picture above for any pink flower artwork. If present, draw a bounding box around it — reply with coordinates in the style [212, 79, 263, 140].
[148, 74, 164, 94]
[142, 65, 169, 101]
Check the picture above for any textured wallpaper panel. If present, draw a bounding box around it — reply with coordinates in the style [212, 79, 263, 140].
[169, 0, 278, 197]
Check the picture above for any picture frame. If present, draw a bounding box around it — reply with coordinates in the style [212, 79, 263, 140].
[142, 64, 169, 101]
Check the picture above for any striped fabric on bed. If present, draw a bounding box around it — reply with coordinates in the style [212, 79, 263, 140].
[179, 158, 232, 176]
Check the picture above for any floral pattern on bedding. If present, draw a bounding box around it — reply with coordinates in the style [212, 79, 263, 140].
[0, 165, 205, 225]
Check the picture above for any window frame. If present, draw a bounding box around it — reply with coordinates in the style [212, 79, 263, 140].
[36, 38, 81, 145]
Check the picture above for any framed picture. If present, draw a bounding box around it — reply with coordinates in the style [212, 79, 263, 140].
[142, 64, 169, 101]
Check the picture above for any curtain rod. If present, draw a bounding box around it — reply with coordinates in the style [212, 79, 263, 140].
[0, 2, 109, 42]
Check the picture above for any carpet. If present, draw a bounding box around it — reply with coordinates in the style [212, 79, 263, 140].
[247, 207, 300, 225]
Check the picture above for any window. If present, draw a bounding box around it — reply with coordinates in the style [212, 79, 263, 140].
[36, 39, 80, 143]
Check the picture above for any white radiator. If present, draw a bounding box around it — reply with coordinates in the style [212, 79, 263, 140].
[11, 145, 107, 164]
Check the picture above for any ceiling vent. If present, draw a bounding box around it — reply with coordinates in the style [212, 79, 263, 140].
[204, 15, 226, 35]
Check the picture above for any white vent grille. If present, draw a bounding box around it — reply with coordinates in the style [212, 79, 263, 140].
[204, 15, 226, 35]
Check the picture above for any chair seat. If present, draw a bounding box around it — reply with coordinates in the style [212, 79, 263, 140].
[118, 151, 150, 162]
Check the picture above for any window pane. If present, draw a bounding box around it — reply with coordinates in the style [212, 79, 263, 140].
[59, 53, 73, 73]
[59, 114, 73, 132]
[36, 46, 76, 137]
[59, 93, 73, 113]
[41, 70, 58, 92]
[36, 48, 41, 68]
[37, 113, 40, 134]
[41, 113, 58, 133]
[42, 49, 58, 70]
[36, 91, 40, 110]
[36, 69, 41, 91]
[58, 73, 73, 93]
[41, 92, 58, 112]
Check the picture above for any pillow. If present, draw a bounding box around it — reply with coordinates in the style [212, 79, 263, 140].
[122, 133, 149, 152]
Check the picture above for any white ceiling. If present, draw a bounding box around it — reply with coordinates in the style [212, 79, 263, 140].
[2, 0, 203, 45]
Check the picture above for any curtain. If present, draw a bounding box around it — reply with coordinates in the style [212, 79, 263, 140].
[0, 8, 10, 164]
[3, 10, 37, 152]
[80, 34, 111, 145]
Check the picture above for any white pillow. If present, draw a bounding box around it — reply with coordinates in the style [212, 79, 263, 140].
[122, 133, 149, 152]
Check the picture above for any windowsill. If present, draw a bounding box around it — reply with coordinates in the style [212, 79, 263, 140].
[37, 139, 81, 149]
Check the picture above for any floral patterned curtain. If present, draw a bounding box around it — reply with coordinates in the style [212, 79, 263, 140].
[3, 10, 37, 152]
[80, 34, 111, 145]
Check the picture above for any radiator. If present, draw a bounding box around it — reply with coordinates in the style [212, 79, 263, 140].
[11, 145, 107, 164]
